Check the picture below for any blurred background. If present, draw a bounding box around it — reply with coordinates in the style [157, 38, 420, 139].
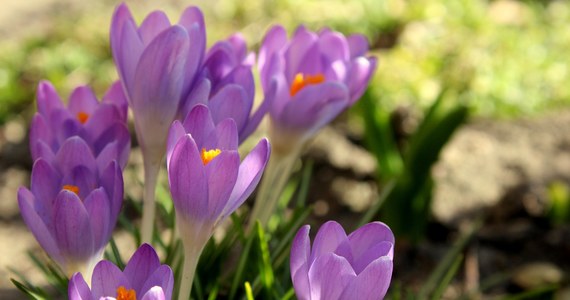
[1, 0, 570, 298]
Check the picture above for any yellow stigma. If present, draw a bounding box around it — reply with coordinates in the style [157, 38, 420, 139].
[201, 148, 221, 165]
[116, 286, 136, 300]
[62, 185, 79, 195]
[290, 73, 325, 96]
[77, 112, 89, 124]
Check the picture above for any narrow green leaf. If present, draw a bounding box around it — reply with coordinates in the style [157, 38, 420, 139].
[229, 225, 257, 300]
[244, 281, 255, 300]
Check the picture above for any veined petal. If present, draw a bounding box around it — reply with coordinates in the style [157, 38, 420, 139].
[180, 77, 210, 120]
[347, 221, 395, 261]
[100, 161, 123, 222]
[181, 104, 215, 149]
[112, 5, 143, 98]
[124, 243, 161, 293]
[168, 135, 208, 220]
[53, 190, 94, 262]
[30, 158, 60, 220]
[178, 6, 206, 85]
[339, 256, 392, 300]
[204, 150, 239, 220]
[36, 80, 64, 117]
[55, 137, 97, 176]
[351, 241, 393, 275]
[310, 221, 351, 266]
[68, 273, 93, 300]
[91, 260, 129, 299]
[140, 265, 174, 300]
[166, 121, 187, 169]
[18, 187, 64, 265]
[29, 114, 53, 159]
[61, 165, 97, 201]
[85, 104, 123, 143]
[94, 123, 131, 170]
[68, 86, 99, 116]
[102, 81, 129, 121]
[208, 118, 238, 151]
[290, 225, 311, 300]
[222, 138, 270, 219]
[83, 188, 111, 251]
[141, 286, 166, 300]
[259, 25, 288, 91]
[285, 26, 319, 81]
[308, 253, 355, 300]
[208, 85, 249, 135]
[138, 10, 171, 45]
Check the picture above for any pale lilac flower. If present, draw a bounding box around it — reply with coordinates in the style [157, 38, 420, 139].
[258, 25, 377, 151]
[69, 243, 173, 300]
[30, 80, 130, 169]
[166, 104, 270, 300]
[18, 136, 123, 278]
[291, 221, 394, 300]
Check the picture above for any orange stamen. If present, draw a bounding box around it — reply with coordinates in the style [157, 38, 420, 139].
[116, 286, 136, 300]
[201, 148, 221, 165]
[77, 112, 89, 124]
[62, 185, 79, 195]
[290, 73, 325, 96]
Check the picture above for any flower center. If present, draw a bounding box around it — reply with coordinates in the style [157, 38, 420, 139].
[77, 112, 89, 124]
[201, 148, 221, 165]
[290, 73, 325, 96]
[62, 185, 79, 195]
[116, 286, 136, 300]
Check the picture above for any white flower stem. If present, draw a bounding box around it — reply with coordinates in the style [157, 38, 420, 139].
[177, 220, 210, 300]
[140, 159, 160, 244]
[248, 145, 302, 231]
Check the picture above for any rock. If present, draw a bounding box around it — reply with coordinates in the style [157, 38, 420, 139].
[511, 262, 564, 290]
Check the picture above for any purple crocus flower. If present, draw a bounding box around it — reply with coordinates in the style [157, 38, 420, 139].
[30, 80, 130, 169]
[181, 34, 267, 143]
[291, 221, 394, 300]
[18, 136, 123, 279]
[69, 243, 173, 300]
[166, 104, 270, 300]
[258, 25, 377, 151]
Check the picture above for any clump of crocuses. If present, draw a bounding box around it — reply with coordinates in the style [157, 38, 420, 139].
[290, 221, 394, 300]
[166, 104, 270, 300]
[69, 243, 173, 300]
[18, 137, 124, 280]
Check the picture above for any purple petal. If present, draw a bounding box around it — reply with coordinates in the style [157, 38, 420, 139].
[83, 188, 111, 251]
[308, 253, 356, 300]
[18, 187, 64, 265]
[259, 25, 288, 91]
[29, 114, 53, 159]
[36, 81, 64, 117]
[53, 190, 94, 261]
[55, 137, 97, 176]
[140, 265, 174, 300]
[131, 25, 189, 151]
[93, 123, 131, 170]
[124, 244, 161, 293]
[181, 104, 215, 149]
[138, 10, 171, 45]
[215, 66, 255, 106]
[100, 161, 123, 223]
[310, 221, 351, 266]
[346, 56, 377, 104]
[285, 26, 319, 81]
[227, 33, 249, 63]
[84, 104, 123, 142]
[141, 286, 166, 300]
[168, 135, 208, 220]
[30, 159, 60, 223]
[180, 77, 210, 119]
[204, 150, 239, 219]
[347, 34, 370, 58]
[60, 165, 97, 201]
[32, 140, 56, 163]
[290, 225, 311, 300]
[68, 273, 93, 300]
[209, 119, 238, 151]
[68, 85, 99, 116]
[178, 7, 206, 94]
[351, 241, 393, 275]
[166, 121, 188, 169]
[348, 222, 395, 261]
[319, 31, 350, 67]
[222, 138, 270, 219]
[102, 81, 129, 121]
[208, 85, 250, 134]
[91, 260, 129, 299]
[339, 256, 393, 300]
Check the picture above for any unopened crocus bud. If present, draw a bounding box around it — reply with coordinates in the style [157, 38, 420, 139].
[69, 243, 173, 300]
[291, 221, 394, 300]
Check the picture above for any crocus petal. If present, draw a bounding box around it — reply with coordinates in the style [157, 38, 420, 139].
[208, 118, 238, 151]
[29, 114, 53, 159]
[140, 265, 174, 300]
[53, 190, 94, 261]
[222, 138, 270, 219]
[68, 86, 99, 116]
[180, 77, 210, 119]
[84, 104, 123, 142]
[181, 104, 215, 149]
[36, 80, 64, 117]
[347, 34, 370, 58]
[308, 253, 356, 300]
[339, 256, 393, 300]
[347, 222, 395, 261]
[94, 124, 131, 170]
[285, 26, 319, 81]
[83, 188, 111, 251]
[208, 85, 249, 133]
[138, 10, 171, 45]
[351, 241, 393, 275]
[290, 225, 311, 300]
[178, 6, 206, 83]
[69, 273, 93, 300]
[33, 140, 56, 163]
[259, 25, 288, 91]
[310, 221, 352, 266]
[168, 135, 209, 220]
[346, 56, 377, 104]
[166, 121, 188, 169]
[18, 187, 64, 264]
[112, 5, 144, 98]
[227, 33, 248, 63]
[204, 150, 240, 220]
[141, 286, 166, 300]
[61, 165, 97, 201]
[55, 137, 97, 176]
[30, 159, 60, 219]
[100, 161, 123, 221]
[123, 243, 161, 293]
[102, 81, 129, 121]
[91, 260, 129, 299]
